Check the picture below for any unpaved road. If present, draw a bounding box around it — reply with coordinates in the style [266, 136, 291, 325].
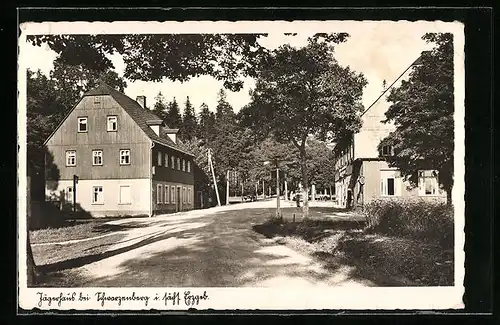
[36, 200, 373, 288]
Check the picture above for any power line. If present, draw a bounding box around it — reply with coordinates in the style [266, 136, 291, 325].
[360, 55, 422, 118]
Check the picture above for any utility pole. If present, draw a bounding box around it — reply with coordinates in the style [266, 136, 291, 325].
[208, 149, 221, 207]
[226, 170, 230, 206]
[72, 174, 78, 213]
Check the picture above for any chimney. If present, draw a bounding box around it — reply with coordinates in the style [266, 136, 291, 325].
[136, 95, 146, 109]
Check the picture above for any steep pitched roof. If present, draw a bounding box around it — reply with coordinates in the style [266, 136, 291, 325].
[83, 83, 194, 157]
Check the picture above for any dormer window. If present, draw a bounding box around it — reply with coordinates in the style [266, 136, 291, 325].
[78, 117, 88, 132]
[381, 145, 393, 156]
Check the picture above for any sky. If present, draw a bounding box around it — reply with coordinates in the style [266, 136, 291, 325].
[23, 23, 433, 115]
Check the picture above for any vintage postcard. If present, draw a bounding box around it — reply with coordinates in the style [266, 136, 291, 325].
[17, 19, 465, 311]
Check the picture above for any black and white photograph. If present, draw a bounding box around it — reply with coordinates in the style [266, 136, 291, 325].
[17, 19, 465, 310]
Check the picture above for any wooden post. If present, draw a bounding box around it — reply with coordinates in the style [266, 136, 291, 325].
[226, 170, 230, 206]
[284, 179, 288, 201]
[276, 165, 280, 218]
[208, 149, 221, 207]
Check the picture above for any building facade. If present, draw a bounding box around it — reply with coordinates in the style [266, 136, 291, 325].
[44, 83, 195, 217]
[333, 92, 447, 209]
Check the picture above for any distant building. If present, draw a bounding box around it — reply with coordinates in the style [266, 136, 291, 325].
[333, 87, 447, 209]
[44, 82, 195, 217]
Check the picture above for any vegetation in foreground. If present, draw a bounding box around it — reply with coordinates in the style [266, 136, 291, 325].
[253, 200, 454, 286]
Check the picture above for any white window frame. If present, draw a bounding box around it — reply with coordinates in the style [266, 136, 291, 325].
[157, 152, 162, 166]
[94, 96, 101, 105]
[92, 186, 104, 204]
[120, 149, 131, 165]
[182, 159, 186, 172]
[66, 150, 76, 166]
[165, 154, 169, 168]
[171, 185, 175, 202]
[177, 158, 181, 170]
[187, 188, 192, 204]
[164, 185, 169, 204]
[380, 170, 401, 197]
[418, 170, 439, 196]
[157, 184, 163, 204]
[92, 150, 103, 166]
[183, 187, 187, 203]
[107, 116, 117, 132]
[78, 117, 88, 133]
[381, 145, 393, 156]
[119, 185, 132, 205]
[171, 156, 175, 169]
[187, 161, 191, 173]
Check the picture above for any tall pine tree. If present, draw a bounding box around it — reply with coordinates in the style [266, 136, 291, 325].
[152, 91, 168, 120]
[164, 97, 182, 128]
[197, 103, 216, 143]
[180, 96, 198, 141]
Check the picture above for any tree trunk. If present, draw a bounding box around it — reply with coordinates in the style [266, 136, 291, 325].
[446, 187, 452, 205]
[299, 148, 309, 218]
[26, 177, 37, 286]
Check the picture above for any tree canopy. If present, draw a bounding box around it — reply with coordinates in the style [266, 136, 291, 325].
[27, 34, 269, 91]
[239, 33, 367, 217]
[378, 33, 454, 202]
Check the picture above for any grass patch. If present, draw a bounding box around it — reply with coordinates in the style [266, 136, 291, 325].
[362, 198, 454, 249]
[253, 210, 454, 286]
[30, 218, 150, 244]
[32, 233, 126, 266]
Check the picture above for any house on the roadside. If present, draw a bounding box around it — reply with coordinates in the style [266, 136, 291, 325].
[333, 83, 447, 210]
[44, 82, 195, 217]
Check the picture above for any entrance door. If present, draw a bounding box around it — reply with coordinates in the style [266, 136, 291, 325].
[177, 187, 181, 212]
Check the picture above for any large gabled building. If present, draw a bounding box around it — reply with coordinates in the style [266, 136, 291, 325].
[333, 72, 447, 209]
[44, 82, 195, 217]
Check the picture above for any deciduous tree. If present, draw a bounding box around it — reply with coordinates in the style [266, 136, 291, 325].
[378, 33, 454, 204]
[239, 34, 367, 217]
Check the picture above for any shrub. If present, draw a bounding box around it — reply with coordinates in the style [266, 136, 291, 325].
[363, 198, 454, 248]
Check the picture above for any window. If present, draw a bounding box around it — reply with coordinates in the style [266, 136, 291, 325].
[164, 185, 169, 204]
[187, 188, 192, 204]
[177, 158, 181, 170]
[107, 116, 117, 131]
[92, 150, 103, 166]
[65, 186, 73, 202]
[119, 185, 131, 204]
[171, 186, 175, 202]
[380, 170, 400, 196]
[381, 145, 393, 156]
[157, 184, 163, 204]
[157, 152, 162, 166]
[171, 156, 175, 169]
[187, 161, 191, 173]
[78, 117, 88, 132]
[183, 187, 186, 203]
[66, 150, 76, 166]
[92, 186, 104, 204]
[165, 154, 169, 168]
[182, 159, 186, 171]
[418, 170, 439, 196]
[120, 149, 130, 165]
[94, 96, 101, 105]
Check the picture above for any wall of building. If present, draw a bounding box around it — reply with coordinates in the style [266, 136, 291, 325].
[45, 178, 151, 217]
[45, 94, 152, 181]
[151, 181, 194, 215]
[151, 145, 195, 185]
[354, 99, 396, 159]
